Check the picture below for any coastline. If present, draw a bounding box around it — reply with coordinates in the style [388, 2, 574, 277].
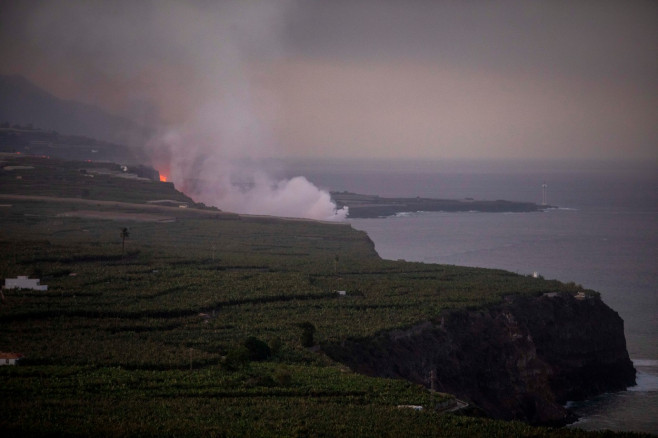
[331, 191, 552, 218]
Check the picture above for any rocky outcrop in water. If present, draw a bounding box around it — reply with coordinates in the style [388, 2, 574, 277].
[324, 292, 636, 426]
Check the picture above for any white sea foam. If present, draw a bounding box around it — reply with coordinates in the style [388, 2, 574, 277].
[629, 372, 658, 392]
[633, 359, 658, 367]
[629, 359, 658, 392]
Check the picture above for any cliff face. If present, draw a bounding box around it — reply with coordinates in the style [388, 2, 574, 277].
[324, 293, 636, 426]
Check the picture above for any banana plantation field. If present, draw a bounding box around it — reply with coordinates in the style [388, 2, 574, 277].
[0, 161, 644, 436]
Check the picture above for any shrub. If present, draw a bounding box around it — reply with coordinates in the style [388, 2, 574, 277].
[243, 336, 271, 361]
[274, 369, 292, 386]
[297, 322, 316, 347]
[223, 345, 250, 370]
[269, 337, 282, 357]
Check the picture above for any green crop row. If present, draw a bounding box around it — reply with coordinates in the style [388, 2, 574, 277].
[0, 193, 617, 437]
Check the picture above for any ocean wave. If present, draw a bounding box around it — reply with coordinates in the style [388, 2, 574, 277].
[628, 359, 658, 392]
[633, 359, 658, 367]
[628, 373, 658, 392]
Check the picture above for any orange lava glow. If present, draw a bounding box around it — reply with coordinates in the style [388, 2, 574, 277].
[159, 174, 168, 182]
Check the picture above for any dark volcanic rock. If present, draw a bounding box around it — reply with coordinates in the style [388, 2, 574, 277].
[323, 293, 636, 426]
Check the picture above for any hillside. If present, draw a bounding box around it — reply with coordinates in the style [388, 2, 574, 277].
[0, 154, 194, 206]
[0, 74, 152, 147]
[0, 125, 146, 164]
[0, 157, 641, 436]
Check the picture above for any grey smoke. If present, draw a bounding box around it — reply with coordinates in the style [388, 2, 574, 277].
[3, 1, 654, 168]
[10, 0, 347, 220]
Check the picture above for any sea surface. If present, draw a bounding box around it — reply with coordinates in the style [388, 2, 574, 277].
[291, 159, 658, 434]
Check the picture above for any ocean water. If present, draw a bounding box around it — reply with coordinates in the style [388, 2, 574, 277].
[291, 159, 658, 434]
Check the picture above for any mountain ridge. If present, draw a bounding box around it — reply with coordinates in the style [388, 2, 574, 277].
[0, 74, 152, 147]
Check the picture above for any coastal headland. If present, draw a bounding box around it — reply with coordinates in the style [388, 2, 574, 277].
[332, 191, 553, 218]
[0, 155, 638, 436]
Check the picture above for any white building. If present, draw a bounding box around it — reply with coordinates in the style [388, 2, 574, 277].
[0, 352, 23, 366]
[4, 276, 48, 291]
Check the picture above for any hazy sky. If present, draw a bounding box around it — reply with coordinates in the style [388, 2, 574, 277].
[2, 0, 657, 162]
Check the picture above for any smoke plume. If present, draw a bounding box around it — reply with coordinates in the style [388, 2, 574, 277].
[140, 1, 348, 221]
[150, 107, 348, 220]
[16, 0, 347, 221]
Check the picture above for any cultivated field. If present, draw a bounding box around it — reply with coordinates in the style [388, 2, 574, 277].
[0, 156, 641, 437]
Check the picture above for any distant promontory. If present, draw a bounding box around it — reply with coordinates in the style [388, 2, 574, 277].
[331, 191, 553, 218]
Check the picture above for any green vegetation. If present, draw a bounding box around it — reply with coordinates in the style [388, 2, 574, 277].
[0, 154, 198, 205]
[0, 157, 639, 437]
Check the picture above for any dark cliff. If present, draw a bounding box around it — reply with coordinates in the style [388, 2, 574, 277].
[324, 292, 636, 426]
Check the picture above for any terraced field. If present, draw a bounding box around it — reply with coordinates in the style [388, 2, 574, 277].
[0, 156, 643, 437]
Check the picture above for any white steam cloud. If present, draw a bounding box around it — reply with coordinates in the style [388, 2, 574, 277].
[151, 112, 348, 221]
[24, 0, 348, 221]
[143, 1, 347, 221]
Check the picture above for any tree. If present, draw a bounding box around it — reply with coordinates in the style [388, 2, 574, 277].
[120, 227, 130, 255]
[243, 336, 271, 361]
[222, 337, 272, 371]
[297, 322, 316, 348]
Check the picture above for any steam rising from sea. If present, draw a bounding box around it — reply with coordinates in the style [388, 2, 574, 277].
[149, 102, 348, 221]
[151, 125, 348, 220]
[154, 2, 350, 221]
[139, 2, 347, 221]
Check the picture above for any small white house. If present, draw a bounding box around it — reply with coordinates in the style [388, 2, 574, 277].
[0, 352, 23, 366]
[4, 276, 48, 291]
